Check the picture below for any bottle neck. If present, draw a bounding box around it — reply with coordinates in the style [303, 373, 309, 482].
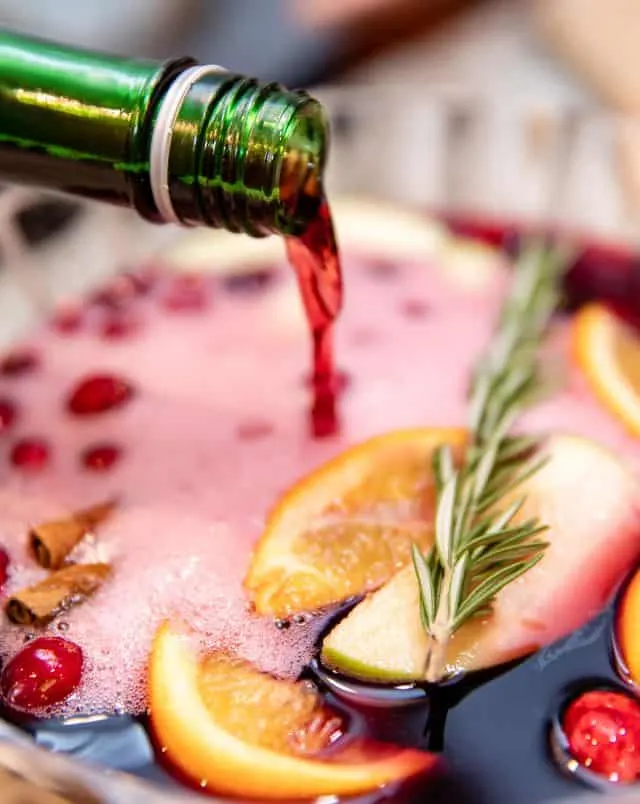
[0, 30, 328, 237]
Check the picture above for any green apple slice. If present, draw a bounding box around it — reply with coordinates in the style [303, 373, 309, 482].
[322, 436, 640, 683]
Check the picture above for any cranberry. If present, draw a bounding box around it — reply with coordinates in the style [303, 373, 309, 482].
[563, 690, 640, 782]
[125, 267, 157, 295]
[67, 374, 134, 416]
[0, 398, 17, 433]
[161, 275, 210, 312]
[51, 305, 84, 335]
[90, 275, 139, 310]
[221, 268, 276, 294]
[0, 548, 9, 591]
[100, 313, 140, 340]
[0, 350, 39, 376]
[1, 637, 83, 711]
[10, 438, 50, 471]
[81, 443, 122, 472]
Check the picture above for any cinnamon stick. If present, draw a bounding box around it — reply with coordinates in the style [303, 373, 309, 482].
[30, 499, 116, 570]
[6, 563, 111, 625]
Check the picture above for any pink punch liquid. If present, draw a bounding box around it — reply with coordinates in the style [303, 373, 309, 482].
[0, 211, 637, 717]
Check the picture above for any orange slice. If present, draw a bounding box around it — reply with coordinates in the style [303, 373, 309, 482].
[616, 568, 640, 686]
[573, 303, 640, 436]
[244, 427, 466, 617]
[149, 622, 435, 799]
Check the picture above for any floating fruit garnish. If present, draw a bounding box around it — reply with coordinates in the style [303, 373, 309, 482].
[67, 374, 134, 416]
[161, 275, 210, 313]
[0, 548, 8, 592]
[573, 303, 640, 436]
[0, 398, 17, 433]
[550, 683, 640, 787]
[81, 443, 122, 472]
[10, 437, 50, 471]
[51, 305, 83, 334]
[321, 436, 640, 681]
[0, 636, 83, 712]
[100, 313, 140, 340]
[613, 566, 640, 687]
[149, 623, 435, 799]
[244, 428, 466, 618]
[0, 349, 39, 376]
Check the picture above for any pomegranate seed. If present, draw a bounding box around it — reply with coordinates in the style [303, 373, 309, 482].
[81, 443, 122, 472]
[11, 438, 50, 471]
[100, 313, 140, 340]
[161, 275, 210, 313]
[0, 398, 17, 433]
[1, 637, 83, 711]
[236, 420, 274, 441]
[0, 350, 39, 376]
[52, 306, 83, 335]
[67, 374, 134, 416]
[0, 548, 9, 591]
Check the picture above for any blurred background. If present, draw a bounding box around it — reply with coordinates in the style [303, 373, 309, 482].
[0, 0, 632, 108]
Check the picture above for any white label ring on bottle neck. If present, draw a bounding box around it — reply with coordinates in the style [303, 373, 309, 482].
[149, 64, 226, 226]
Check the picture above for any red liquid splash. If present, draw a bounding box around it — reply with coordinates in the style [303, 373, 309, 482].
[286, 199, 343, 438]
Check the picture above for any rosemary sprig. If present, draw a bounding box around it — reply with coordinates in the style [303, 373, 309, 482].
[412, 241, 569, 682]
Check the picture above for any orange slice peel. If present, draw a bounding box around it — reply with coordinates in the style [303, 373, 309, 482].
[244, 427, 466, 618]
[149, 621, 436, 799]
[573, 303, 640, 436]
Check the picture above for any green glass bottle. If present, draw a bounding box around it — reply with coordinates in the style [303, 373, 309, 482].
[0, 29, 329, 237]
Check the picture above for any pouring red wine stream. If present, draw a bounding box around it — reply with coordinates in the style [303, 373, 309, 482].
[286, 198, 344, 438]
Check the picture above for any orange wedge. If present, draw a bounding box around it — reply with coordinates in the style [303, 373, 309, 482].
[244, 427, 466, 618]
[149, 622, 435, 799]
[573, 303, 640, 436]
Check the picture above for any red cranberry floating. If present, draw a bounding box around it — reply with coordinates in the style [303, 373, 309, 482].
[221, 268, 276, 294]
[100, 313, 141, 340]
[555, 688, 640, 785]
[161, 275, 210, 313]
[0, 349, 39, 377]
[52, 306, 83, 335]
[1, 636, 83, 711]
[10, 438, 50, 471]
[67, 374, 134, 416]
[81, 443, 122, 472]
[0, 398, 17, 433]
[125, 266, 157, 295]
[0, 548, 9, 592]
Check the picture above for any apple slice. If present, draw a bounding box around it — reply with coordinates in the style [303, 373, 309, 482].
[322, 435, 640, 681]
